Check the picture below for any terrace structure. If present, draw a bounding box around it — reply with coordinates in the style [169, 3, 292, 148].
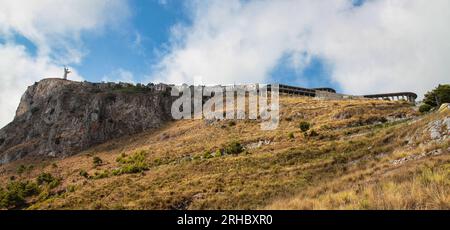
[266, 84, 417, 104]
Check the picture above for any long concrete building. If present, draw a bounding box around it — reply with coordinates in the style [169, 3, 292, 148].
[267, 84, 417, 103]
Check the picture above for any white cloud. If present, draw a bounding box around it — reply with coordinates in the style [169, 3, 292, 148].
[0, 0, 129, 62]
[0, 0, 129, 128]
[158, 0, 169, 6]
[102, 68, 135, 84]
[0, 43, 83, 127]
[150, 0, 450, 98]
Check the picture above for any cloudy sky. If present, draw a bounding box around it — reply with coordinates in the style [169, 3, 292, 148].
[0, 0, 449, 128]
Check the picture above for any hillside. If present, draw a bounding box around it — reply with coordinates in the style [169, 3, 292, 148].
[0, 94, 449, 210]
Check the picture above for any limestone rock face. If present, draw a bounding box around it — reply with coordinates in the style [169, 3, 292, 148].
[0, 78, 174, 164]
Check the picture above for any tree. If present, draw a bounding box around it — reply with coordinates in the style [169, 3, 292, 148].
[423, 84, 450, 107]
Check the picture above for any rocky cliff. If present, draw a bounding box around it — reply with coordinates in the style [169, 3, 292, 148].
[0, 78, 174, 164]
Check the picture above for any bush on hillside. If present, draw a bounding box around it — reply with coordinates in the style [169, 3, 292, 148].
[79, 170, 89, 179]
[203, 151, 213, 159]
[113, 151, 149, 175]
[419, 104, 432, 113]
[0, 180, 40, 209]
[17, 165, 26, 175]
[288, 132, 295, 139]
[224, 141, 244, 155]
[299, 121, 311, 132]
[93, 156, 103, 167]
[36, 173, 60, 188]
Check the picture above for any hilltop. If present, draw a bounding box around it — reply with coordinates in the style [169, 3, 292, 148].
[0, 79, 174, 164]
[0, 86, 448, 209]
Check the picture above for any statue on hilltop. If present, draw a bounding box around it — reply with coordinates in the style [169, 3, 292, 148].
[63, 66, 71, 80]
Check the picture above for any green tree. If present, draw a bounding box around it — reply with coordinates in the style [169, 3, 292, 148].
[423, 84, 450, 107]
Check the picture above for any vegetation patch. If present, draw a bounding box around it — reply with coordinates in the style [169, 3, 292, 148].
[419, 104, 432, 113]
[17, 164, 33, 175]
[288, 132, 295, 139]
[223, 141, 244, 155]
[93, 156, 103, 167]
[79, 170, 89, 179]
[299, 121, 311, 132]
[36, 173, 60, 189]
[92, 170, 110, 179]
[112, 151, 150, 175]
[0, 180, 40, 209]
[111, 83, 152, 94]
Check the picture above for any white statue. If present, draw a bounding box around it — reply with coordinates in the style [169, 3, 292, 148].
[63, 66, 71, 80]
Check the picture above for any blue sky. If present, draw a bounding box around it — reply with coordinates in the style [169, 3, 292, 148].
[82, 0, 343, 91]
[77, 1, 192, 84]
[5, 0, 339, 90]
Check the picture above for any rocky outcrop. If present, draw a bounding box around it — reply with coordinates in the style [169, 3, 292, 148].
[0, 78, 174, 164]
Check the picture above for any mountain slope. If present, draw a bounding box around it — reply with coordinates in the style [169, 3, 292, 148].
[0, 96, 449, 210]
[0, 79, 173, 164]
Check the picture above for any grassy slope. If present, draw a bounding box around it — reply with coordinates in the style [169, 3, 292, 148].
[0, 96, 449, 210]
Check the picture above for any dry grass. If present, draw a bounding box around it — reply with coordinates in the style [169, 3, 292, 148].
[0, 96, 448, 210]
[267, 160, 450, 210]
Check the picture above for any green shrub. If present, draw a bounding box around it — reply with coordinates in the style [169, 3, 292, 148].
[112, 84, 151, 94]
[111, 169, 121, 176]
[153, 158, 163, 166]
[288, 132, 295, 139]
[214, 150, 223, 157]
[66, 185, 76, 193]
[224, 141, 244, 155]
[36, 173, 54, 184]
[79, 170, 89, 179]
[299, 121, 311, 132]
[203, 151, 213, 159]
[116, 151, 146, 164]
[116, 164, 147, 174]
[17, 165, 26, 175]
[93, 156, 103, 167]
[419, 104, 432, 113]
[92, 170, 109, 179]
[0, 181, 40, 209]
[36, 173, 60, 188]
[113, 151, 149, 175]
[16, 164, 34, 175]
[8, 181, 39, 198]
[116, 153, 127, 163]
